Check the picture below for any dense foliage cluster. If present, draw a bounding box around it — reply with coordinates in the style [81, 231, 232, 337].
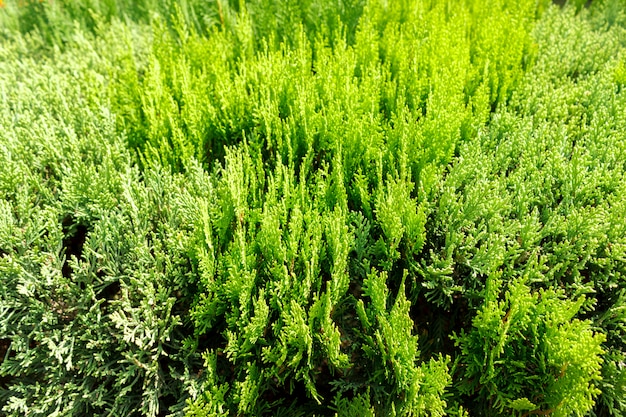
[1, 0, 626, 416]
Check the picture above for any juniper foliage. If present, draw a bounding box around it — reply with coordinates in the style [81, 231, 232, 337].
[1, 0, 625, 416]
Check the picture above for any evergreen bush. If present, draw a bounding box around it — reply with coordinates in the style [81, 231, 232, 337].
[1, 0, 625, 416]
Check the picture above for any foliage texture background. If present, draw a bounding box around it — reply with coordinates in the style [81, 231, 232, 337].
[1, 0, 626, 416]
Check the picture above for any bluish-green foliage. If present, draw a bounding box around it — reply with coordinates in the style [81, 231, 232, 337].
[0, 30, 210, 414]
[1, 0, 626, 416]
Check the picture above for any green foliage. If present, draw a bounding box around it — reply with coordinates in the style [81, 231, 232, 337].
[184, 144, 449, 415]
[419, 5, 626, 413]
[454, 278, 605, 416]
[1, 0, 625, 416]
[0, 29, 205, 415]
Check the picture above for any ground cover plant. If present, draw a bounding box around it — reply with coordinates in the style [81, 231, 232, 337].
[1, 0, 626, 415]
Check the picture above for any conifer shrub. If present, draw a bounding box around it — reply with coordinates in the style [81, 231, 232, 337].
[1, 0, 625, 416]
[454, 279, 605, 416]
[0, 31, 205, 415]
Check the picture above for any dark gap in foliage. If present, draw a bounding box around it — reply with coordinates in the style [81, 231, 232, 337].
[0, 377, 14, 407]
[172, 280, 201, 320]
[313, 362, 346, 414]
[96, 280, 121, 302]
[581, 275, 624, 346]
[456, 391, 489, 415]
[262, 377, 335, 417]
[157, 350, 180, 416]
[156, 404, 173, 417]
[553, 0, 594, 8]
[311, 148, 330, 175]
[327, 364, 368, 403]
[0, 339, 8, 360]
[0, 339, 10, 390]
[490, 99, 499, 114]
[203, 131, 234, 171]
[61, 216, 89, 279]
[412, 292, 471, 360]
[255, 133, 278, 175]
[330, 298, 369, 397]
[316, 360, 336, 394]
[196, 327, 228, 364]
[452, 263, 480, 297]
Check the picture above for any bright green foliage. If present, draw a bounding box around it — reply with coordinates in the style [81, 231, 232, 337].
[1, 0, 625, 416]
[421, 5, 626, 414]
[185, 144, 449, 415]
[168, 0, 544, 413]
[101, 0, 541, 183]
[454, 278, 605, 416]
